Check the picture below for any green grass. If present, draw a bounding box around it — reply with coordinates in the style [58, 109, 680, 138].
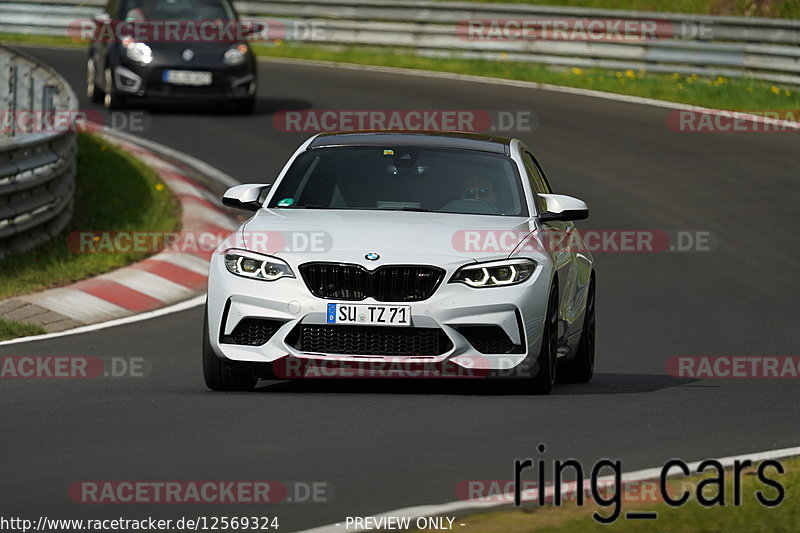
[0, 132, 181, 300]
[0, 33, 81, 48]
[0, 319, 47, 341]
[0, 0, 795, 19]
[254, 43, 800, 111]
[417, 457, 800, 533]
[430, 0, 800, 18]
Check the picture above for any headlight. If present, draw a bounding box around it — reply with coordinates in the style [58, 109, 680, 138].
[224, 249, 294, 281]
[450, 258, 537, 288]
[224, 44, 248, 66]
[122, 38, 152, 65]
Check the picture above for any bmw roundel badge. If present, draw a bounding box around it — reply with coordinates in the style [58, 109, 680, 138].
[365, 252, 380, 261]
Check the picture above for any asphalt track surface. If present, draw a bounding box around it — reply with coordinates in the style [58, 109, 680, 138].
[2, 46, 799, 531]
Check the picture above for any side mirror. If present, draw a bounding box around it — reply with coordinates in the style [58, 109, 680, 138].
[222, 183, 271, 211]
[537, 193, 589, 222]
[239, 21, 264, 37]
[93, 13, 111, 25]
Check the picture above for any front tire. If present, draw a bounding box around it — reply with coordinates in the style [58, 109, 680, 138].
[559, 276, 595, 383]
[103, 67, 125, 110]
[530, 285, 558, 394]
[87, 58, 103, 103]
[203, 310, 257, 391]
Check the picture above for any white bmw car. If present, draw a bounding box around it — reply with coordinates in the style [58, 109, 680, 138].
[204, 131, 595, 393]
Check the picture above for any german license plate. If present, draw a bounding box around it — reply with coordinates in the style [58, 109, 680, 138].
[326, 303, 411, 326]
[162, 70, 212, 86]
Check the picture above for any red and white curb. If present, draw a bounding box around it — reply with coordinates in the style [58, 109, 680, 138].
[0, 127, 240, 332]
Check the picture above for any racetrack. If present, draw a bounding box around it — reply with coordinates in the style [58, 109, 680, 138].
[2, 46, 800, 531]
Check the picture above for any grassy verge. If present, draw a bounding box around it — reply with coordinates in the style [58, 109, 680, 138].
[430, 0, 800, 19]
[254, 44, 800, 112]
[0, 0, 795, 19]
[0, 33, 81, 48]
[417, 457, 798, 532]
[0, 132, 181, 300]
[0, 319, 47, 341]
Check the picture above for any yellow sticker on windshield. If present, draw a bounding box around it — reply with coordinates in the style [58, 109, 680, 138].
[383, 149, 394, 155]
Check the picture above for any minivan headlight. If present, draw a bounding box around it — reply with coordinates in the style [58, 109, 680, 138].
[122, 38, 152, 65]
[450, 258, 537, 288]
[224, 44, 248, 66]
[224, 249, 294, 281]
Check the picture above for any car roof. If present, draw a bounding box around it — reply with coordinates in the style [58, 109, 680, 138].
[308, 131, 513, 155]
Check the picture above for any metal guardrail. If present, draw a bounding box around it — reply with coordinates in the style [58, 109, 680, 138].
[1, 0, 799, 85]
[0, 45, 78, 258]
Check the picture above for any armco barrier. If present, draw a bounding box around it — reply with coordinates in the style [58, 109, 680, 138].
[0, 0, 799, 84]
[0, 45, 78, 258]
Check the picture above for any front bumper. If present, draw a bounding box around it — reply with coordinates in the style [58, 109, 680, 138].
[113, 62, 255, 101]
[206, 256, 552, 377]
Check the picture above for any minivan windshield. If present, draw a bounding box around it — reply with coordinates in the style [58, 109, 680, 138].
[122, 0, 236, 21]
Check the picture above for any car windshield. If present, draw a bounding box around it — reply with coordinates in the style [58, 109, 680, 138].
[268, 146, 527, 216]
[122, 0, 236, 21]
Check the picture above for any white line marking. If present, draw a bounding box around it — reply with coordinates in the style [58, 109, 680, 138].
[0, 295, 205, 347]
[291, 445, 800, 533]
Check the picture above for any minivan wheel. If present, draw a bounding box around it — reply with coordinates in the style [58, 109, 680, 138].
[103, 68, 125, 110]
[87, 58, 103, 103]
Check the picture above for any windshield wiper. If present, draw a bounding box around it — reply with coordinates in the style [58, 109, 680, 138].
[276, 204, 329, 209]
[380, 207, 435, 213]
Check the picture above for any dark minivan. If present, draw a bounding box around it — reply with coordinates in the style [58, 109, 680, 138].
[87, 0, 257, 113]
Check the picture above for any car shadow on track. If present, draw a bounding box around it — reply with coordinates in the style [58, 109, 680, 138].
[250, 373, 697, 396]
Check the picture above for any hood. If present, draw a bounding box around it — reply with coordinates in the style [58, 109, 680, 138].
[144, 41, 240, 69]
[236, 209, 537, 266]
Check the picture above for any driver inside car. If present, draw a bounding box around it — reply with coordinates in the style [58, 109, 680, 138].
[462, 175, 498, 207]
